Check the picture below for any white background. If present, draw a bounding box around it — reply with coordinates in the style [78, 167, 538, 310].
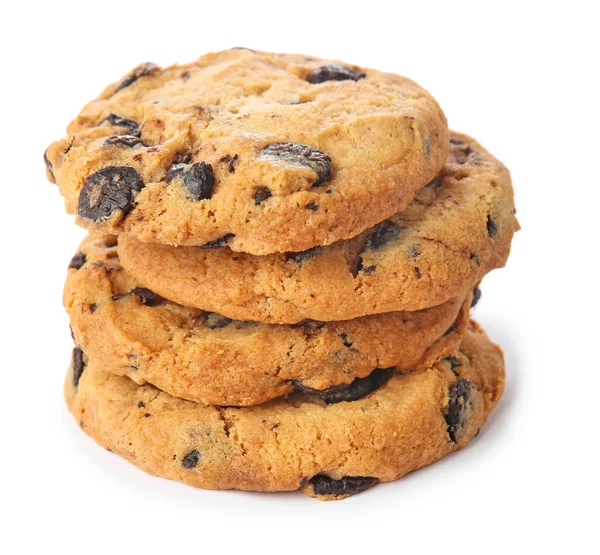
[1, 1, 598, 553]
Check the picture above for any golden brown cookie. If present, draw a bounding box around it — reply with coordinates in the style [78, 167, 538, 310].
[66, 234, 470, 406]
[45, 48, 449, 255]
[118, 133, 519, 323]
[65, 322, 504, 500]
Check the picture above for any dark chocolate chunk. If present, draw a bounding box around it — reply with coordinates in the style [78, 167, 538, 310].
[78, 166, 144, 221]
[99, 114, 140, 134]
[445, 379, 474, 442]
[72, 347, 85, 387]
[307, 64, 366, 84]
[305, 202, 319, 211]
[131, 287, 161, 306]
[365, 221, 404, 250]
[445, 357, 460, 371]
[198, 233, 235, 249]
[113, 62, 158, 95]
[286, 246, 322, 264]
[309, 475, 377, 496]
[254, 186, 272, 205]
[204, 313, 233, 329]
[112, 288, 161, 306]
[293, 367, 394, 404]
[259, 142, 331, 186]
[471, 286, 482, 308]
[43, 149, 55, 183]
[486, 215, 498, 237]
[181, 450, 200, 469]
[290, 320, 326, 339]
[137, 401, 145, 408]
[167, 162, 215, 201]
[219, 154, 239, 173]
[105, 134, 144, 147]
[68, 252, 87, 270]
[340, 333, 353, 348]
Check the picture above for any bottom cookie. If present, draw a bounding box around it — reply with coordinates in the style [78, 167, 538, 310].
[65, 321, 504, 500]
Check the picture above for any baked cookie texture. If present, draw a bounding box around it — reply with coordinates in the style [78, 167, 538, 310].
[66, 235, 471, 406]
[118, 132, 519, 323]
[45, 48, 449, 255]
[65, 322, 505, 499]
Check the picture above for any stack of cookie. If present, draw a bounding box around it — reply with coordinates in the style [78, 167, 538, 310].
[46, 49, 518, 500]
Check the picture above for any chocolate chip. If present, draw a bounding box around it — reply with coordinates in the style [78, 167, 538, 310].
[414, 267, 422, 279]
[486, 215, 497, 237]
[307, 64, 366, 84]
[362, 265, 377, 275]
[131, 287, 161, 306]
[259, 143, 331, 186]
[181, 450, 200, 469]
[43, 149, 55, 183]
[68, 252, 87, 270]
[219, 154, 239, 173]
[105, 134, 144, 147]
[113, 62, 158, 95]
[204, 313, 233, 329]
[340, 333, 353, 348]
[293, 367, 394, 404]
[137, 401, 145, 408]
[167, 162, 215, 201]
[445, 357, 460, 371]
[198, 233, 234, 249]
[290, 320, 326, 339]
[309, 475, 377, 496]
[471, 286, 482, 308]
[78, 166, 144, 222]
[72, 347, 85, 387]
[445, 379, 474, 442]
[305, 202, 319, 211]
[254, 186, 272, 205]
[366, 221, 404, 250]
[99, 114, 140, 134]
[286, 246, 322, 264]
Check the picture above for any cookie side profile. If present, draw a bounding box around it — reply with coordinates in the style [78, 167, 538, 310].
[45, 48, 449, 254]
[65, 323, 505, 499]
[119, 132, 519, 323]
[65, 235, 470, 405]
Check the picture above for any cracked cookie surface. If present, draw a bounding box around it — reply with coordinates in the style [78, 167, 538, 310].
[66, 234, 470, 406]
[65, 322, 504, 500]
[119, 133, 519, 323]
[45, 48, 448, 255]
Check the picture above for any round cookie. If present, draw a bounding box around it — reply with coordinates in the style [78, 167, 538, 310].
[66, 235, 470, 406]
[44, 48, 449, 255]
[118, 132, 519, 324]
[65, 322, 505, 500]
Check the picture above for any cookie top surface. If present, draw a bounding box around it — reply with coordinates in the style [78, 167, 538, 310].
[118, 133, 519, 323]
[65, 322, 504, 499]
[45, 48, 449, 255]
[66, 235, 469, 406]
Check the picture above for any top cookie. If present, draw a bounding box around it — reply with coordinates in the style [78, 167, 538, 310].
[44, 48, 448, 254]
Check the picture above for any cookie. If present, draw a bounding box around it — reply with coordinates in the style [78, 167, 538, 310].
[44, 48, 449, 255]
[65, 235, 470, 406]
[65, 322, 504, 500]
[118, 132, 519, 323]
